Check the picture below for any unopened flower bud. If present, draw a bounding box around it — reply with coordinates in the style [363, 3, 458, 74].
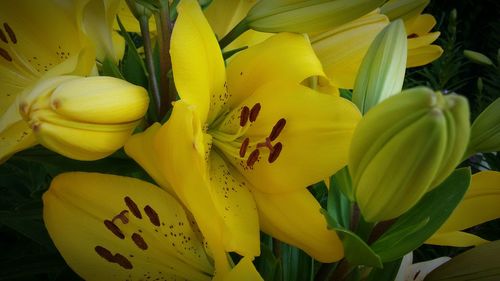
[463, 50, 494, 66]
[245, 0, 385, 33]
[19, 76, 149, 160]
[349, 87, 470, 222]
[381, 0, 429, 30]
[467, 98, 500, 155]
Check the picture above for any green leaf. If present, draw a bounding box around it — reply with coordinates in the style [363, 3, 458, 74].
[0, 210, 55, 250]
[117, 16, 148, 88]
[280, 242, 313, 281]
[322, 209, 382, 268]
[100, 56, 124, 79]
[365, 258, 403, 281]
[327, 173, 351, 229]
[425, 240, 500, 281]
[255, 239, 282, 281]
[371, 168, 472, 262]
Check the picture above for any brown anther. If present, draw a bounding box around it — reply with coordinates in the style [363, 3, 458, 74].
[0, 47, 12, 62]
[112, 210, 129, 224]
[124, 196, 142, 219]
[269, 118, 286, 141]
[407, 33, 418, 39]
[268, 142, 283, 163]
[249, 103, 261, 122]
[95, 246, 114, 262]
[246, 149, 260, 168]
[240, 106, 250, 127]
[239, 137, 250, 158]
[144, 205, 161, 226]
[257, 137, 274, 151]
[131, 233, 148, 250]
[104, 219, 125, 239]
[3, 23, 16, 44]
[0, 29, 7, 43]
[114, 253, 133, 269]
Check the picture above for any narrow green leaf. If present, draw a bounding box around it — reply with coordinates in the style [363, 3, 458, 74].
[101, 56, 124, 79]
[322, 209, 382, 268]
[117, 16, 148, 88]
[327, 175, 351, 229]
[425, 240, 500, 281]
[371, 168, 471, 262]
[365, 258, 403, 281]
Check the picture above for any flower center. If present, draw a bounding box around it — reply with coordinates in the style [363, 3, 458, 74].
[210, 103, 286, 169]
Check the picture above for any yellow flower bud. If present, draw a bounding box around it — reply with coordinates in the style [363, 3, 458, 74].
[245, 0, 386, 33]
[19, 76, 149, 161]
[352, 19, 407, 114]
[349, 87, 470, 222]
[467, 98, 500, 155]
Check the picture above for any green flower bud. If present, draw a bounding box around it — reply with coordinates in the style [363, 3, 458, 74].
[463, 50, 494, 66]
[349, 87, 470, 222]
[352, 20, 407, 114]
[19, 76, 149, 161]
[467, 98, 500, 155]
[245, 0, 386, 33]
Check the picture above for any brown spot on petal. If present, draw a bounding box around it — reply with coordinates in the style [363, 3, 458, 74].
[3, 23, 16, 44]
[144, 205, 160, 226]
[124, 196, 142, 219]
[104, 220, 125, 239]
[131, 233, 148, 250]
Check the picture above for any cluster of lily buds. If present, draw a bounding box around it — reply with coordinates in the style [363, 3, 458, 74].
[349, 87, 470, 222]
[18, 76, 149, 160]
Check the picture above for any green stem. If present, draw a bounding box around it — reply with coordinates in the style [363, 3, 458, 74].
[155, 1, 173, 117]
[139, 15, 162, 120]
[218, 19, 250, 49]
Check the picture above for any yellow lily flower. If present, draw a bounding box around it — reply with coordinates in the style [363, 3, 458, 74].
[125, 0, 361, 272]
[426, 171, 500, 247]
[204, 0, 258, 39]
[43, 172, 263, 280]
[0, 0, 96, 163]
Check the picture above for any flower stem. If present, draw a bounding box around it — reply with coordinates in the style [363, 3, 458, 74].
[218, 19, 250, 49]
[155, 0, 173, 115]
[139, 15, 162, 121]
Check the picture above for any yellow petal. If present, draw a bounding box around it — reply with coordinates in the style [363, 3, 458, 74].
[226, 33, 325, 109]
[124, 123, 172, 191]
[154, 101, 231, 277]
[223, 257, 263, 281]
[43, 172, 213, 281]
[407, 31, 440, 50]
[311, 11, 389, 89]
[0, 117, 36, 163]
[251, 188, 344, 262]
[407, 45, 443, 67]
[171, 0, 226, 124]
[224, 29, 273, 54]
[114, 0, 155, 33]
[408, 14, 436, 36]
[426, 231, 489, 247]
[208, 152, 260, 257]
[219, 81, 361, 194]
[436, 171, 500, 233]
[204, 0, 258, 38]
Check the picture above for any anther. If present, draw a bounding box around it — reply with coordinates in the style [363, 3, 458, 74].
[114, 253, 133, 269]
[268, 142, 283, 163]
[3, 23, 16, 44]
[0, 29, 7, 43]
[269, 118, 286, 141]
[144, 205, 161, 226]
[112, 210, 129, 224]
[124, 196, 142, 219]
[104, 220, 125, 239]
[249, 103, 261, 122]
[246, 149, 260, 168]
[131, 233, 148, 250]
[239, 137, 250, 158]
[240, 106, 250, 127]
[95, 246, 114, 262]
[0, 47, 12, 62]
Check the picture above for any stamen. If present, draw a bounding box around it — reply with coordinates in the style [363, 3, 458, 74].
[246, 149, 260, 168]
[268, 142, 283, 163]
[257, 137, 274, 151]
[0, 47, 12, 62]
[3, 23, 16, 44]
[112, 210, 129, 224]
[269, 118, 286, 141]
[124, 196, 142, 219]
[240, 106, 250, 127]
[95, 245, 114, 262]
[144, 205, 161, 226]
[131, 233, 148, 250]
[407, 33, 418, 39]
[0, 29, 7, 43]
[239, 137, 250, 158]
[104, 219, 125, 239]
[249, 103, 261, 122]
